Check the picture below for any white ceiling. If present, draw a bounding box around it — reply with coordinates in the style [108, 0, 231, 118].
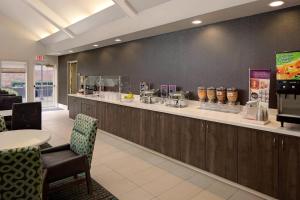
[0, 0, 299, 55]
[0, 0, 115, 39]
[41, 0, 115, 24]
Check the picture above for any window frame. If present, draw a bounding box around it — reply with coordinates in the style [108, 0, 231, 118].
[0, 60, 28, 101]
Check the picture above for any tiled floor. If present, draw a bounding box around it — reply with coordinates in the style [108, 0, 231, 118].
[43, 110, 266, 200]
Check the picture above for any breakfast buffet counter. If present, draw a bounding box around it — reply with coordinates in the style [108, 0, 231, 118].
[68, 94, 300, 137]
[68, 93, 300, 199]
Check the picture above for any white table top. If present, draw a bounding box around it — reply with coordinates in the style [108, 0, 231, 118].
[0, 110, 12, 117]
[0, 129, 51, 150]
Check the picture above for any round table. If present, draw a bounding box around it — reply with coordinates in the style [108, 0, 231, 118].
[0, 129, 51, 150]
[0, 110, 12, 117]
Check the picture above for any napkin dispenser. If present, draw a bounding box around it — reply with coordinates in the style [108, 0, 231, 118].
[244, 100, 269, 122]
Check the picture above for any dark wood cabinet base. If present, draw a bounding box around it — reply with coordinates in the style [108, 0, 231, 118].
[278, 135, 300, 200]
[68, 96, 299, 200]
[237, 128, 278, 197]
[205, 122, 238, 182]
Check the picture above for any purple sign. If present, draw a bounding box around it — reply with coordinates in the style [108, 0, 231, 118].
[249, 68, 271, 106]
[250, 69, 271, 79]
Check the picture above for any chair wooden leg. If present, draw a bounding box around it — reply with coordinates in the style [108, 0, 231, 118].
[85, 169, 92, 195]
[43, 170, 49, 200]
[43, 182, 49, 200]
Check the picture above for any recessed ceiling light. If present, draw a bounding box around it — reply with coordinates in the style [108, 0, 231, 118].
[192, 20, 202, 25]
[93, 44, 99, 47]
[269, 1, 284, 7]
[115, 38, 122, 42]
[69, 50, 73, 53]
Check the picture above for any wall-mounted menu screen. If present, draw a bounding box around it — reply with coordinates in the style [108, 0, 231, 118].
[276, 51, 300, 80]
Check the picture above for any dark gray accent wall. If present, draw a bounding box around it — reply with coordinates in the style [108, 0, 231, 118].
[58, 6, 300, 108]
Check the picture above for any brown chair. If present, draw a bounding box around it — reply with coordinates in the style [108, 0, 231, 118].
[0, 95, 22, 110]
[0, 95, 22, 129]
[11, 102, 42, 130]
[41, 114, 98, 197]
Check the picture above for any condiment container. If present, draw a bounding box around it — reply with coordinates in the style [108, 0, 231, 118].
[207, 87, 216, 103]
[197, 87, 206, 102]
[216, 87, 226, 104]
[227, 88, 238, 105]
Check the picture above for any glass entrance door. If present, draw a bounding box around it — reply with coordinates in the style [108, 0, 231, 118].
[34, 64, 56, 108]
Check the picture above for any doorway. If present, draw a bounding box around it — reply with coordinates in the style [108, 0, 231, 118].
[34, 64, 56, 108]
[67, 61, 78, 94]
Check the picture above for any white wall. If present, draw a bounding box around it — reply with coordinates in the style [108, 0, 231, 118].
[0, 14, 58, 102]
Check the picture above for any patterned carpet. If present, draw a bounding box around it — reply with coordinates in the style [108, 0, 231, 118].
[42, 144, 118, 200]
[48, 178, 118, 200]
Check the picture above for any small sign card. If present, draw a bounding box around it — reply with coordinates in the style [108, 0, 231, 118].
[160, 85, 168, 98]
[169, 85, 176, 94]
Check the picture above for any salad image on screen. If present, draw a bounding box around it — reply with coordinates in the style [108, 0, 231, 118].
[276, 51, 300, 80]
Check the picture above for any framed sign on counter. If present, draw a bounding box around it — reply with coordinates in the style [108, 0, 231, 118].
[249, 68, 271, 107]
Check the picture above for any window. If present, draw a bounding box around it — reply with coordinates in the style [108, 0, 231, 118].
[0, 61, 27, 101]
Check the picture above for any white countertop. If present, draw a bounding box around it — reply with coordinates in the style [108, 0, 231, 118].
[69, 94, 300, 137]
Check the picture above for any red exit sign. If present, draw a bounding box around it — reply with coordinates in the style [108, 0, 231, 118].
[35, 55, 44, 61]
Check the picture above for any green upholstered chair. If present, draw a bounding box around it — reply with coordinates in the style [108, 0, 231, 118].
[70, 114, 98, 165]
[41, 114, 98, 196]
[0, 146, 44, 200]
[0, 115, 7, 132]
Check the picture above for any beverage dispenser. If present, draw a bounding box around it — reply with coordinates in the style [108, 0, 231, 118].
[276, 51, 300, 127]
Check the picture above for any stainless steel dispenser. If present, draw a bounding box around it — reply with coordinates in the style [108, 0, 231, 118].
[277, 80, 300, 127]
[165, 91, 187, 108]
[140, 89, 159, 104]
[139, 82, 159, 104]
